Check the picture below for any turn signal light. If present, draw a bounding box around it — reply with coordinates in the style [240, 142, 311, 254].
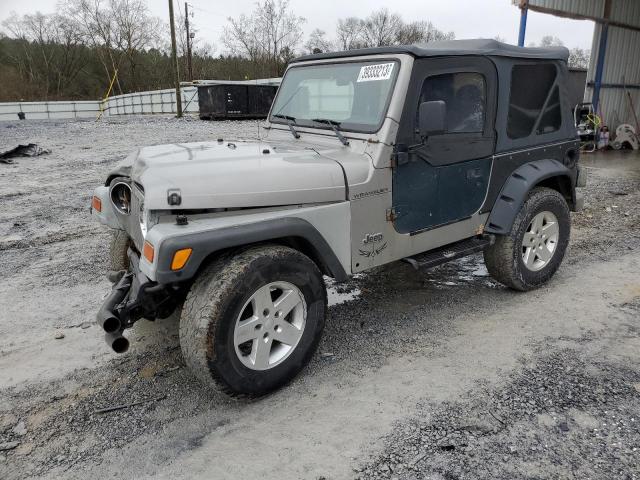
[143, 241, 155, 263]
[91, 195, 102, 212]
[171, 248, 192, 271]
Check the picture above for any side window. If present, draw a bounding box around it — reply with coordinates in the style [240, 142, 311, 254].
[418, 72, 486, 134]
[507, 64, 561, 139]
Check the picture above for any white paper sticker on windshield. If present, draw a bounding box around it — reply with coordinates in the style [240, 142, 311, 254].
[357, 63, 395, 82]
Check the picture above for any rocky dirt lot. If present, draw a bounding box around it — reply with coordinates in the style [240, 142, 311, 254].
[0, 116, 639, 480]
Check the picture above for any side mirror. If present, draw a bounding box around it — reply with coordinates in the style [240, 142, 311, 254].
[418, 100, 446, 138]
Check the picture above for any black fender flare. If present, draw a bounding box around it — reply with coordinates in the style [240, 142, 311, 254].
[484, 159, 573, 235]
[154, 217, 348, 284]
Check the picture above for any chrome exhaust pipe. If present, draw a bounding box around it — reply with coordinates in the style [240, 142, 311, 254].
[96, 273, 132, 333]
[105, 332, 130, 354]
[97, 310, 121, 334]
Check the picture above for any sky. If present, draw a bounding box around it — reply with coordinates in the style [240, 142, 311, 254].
[0, 0, 595, 51]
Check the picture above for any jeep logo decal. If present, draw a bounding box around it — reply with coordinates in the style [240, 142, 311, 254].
[362, 233, 384, 244]
[359, 233, 387, 258]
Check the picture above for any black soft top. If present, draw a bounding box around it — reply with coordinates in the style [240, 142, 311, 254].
[292, 39, 569, 64]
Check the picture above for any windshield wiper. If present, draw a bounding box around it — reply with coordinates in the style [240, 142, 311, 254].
[272, 114, 300, 139]
[311, 118, 349, 146]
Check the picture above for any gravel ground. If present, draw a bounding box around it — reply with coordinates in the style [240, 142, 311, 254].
[357, 342, 640, 480]
[0, 116, 639, 479]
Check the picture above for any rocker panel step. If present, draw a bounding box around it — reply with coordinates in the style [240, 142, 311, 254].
[403, 235, 494, 271]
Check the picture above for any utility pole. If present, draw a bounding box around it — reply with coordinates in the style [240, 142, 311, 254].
[169, 0, 183, 117]
[185, 2, 194, 82]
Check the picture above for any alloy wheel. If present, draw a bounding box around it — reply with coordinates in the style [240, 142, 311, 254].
[233, 281, 307, 370]
[521, 211, 559, 272]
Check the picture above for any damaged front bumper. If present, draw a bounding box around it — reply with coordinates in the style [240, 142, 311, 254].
[96, 249, 182, 353]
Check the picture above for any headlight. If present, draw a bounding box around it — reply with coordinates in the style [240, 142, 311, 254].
[110, 182, 132, 215]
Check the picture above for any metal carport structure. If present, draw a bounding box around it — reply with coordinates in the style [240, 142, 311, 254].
[514, 0, 640, 132]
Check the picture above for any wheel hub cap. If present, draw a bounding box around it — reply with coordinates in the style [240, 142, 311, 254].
[522, 211, 559, 272]
[233, 281, 306, 371]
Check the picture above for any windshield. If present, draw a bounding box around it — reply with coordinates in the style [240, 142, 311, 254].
[270, 60, 399, 133]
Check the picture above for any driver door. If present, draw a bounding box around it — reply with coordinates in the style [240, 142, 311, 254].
[392, 57, 497, 234]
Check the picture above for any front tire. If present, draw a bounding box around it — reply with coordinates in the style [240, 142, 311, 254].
[179, 245, 327, 397]
[484, 187, 570, 291]
[109, 230, 131, 272]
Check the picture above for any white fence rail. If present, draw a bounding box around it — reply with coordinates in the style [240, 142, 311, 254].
[102, 86, 199, 116]
[0, 100, 101, 121]
[0, 79, 280, 121]
[0, 86, 198, 121]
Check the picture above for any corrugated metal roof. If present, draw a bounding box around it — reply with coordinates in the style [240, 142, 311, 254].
[609, 0, 640, 27]
[513, 0, 640, 28]
[601, 28, 640, 84]
[522, 0, 604, 18]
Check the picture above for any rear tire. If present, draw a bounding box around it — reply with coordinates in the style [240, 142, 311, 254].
[484, 187, 570, 291]
[179, 245, 327, 397]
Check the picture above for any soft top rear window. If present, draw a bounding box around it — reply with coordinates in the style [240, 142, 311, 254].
[507, 63, 560, 139]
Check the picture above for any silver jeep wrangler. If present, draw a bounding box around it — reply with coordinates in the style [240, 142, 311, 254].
[91, 40, 586, 396]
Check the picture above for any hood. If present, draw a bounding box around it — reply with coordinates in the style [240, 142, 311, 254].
[120, 140, 347, 210]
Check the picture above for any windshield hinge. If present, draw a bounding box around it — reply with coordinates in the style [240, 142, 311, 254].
[386, 207, 397, 222]
[390, 150, 409, 168]
[386, 205, 409, 221]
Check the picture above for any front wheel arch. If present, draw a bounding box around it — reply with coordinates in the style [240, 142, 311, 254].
[153, 218, 349, 285]
[191, 235, 344, 287]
